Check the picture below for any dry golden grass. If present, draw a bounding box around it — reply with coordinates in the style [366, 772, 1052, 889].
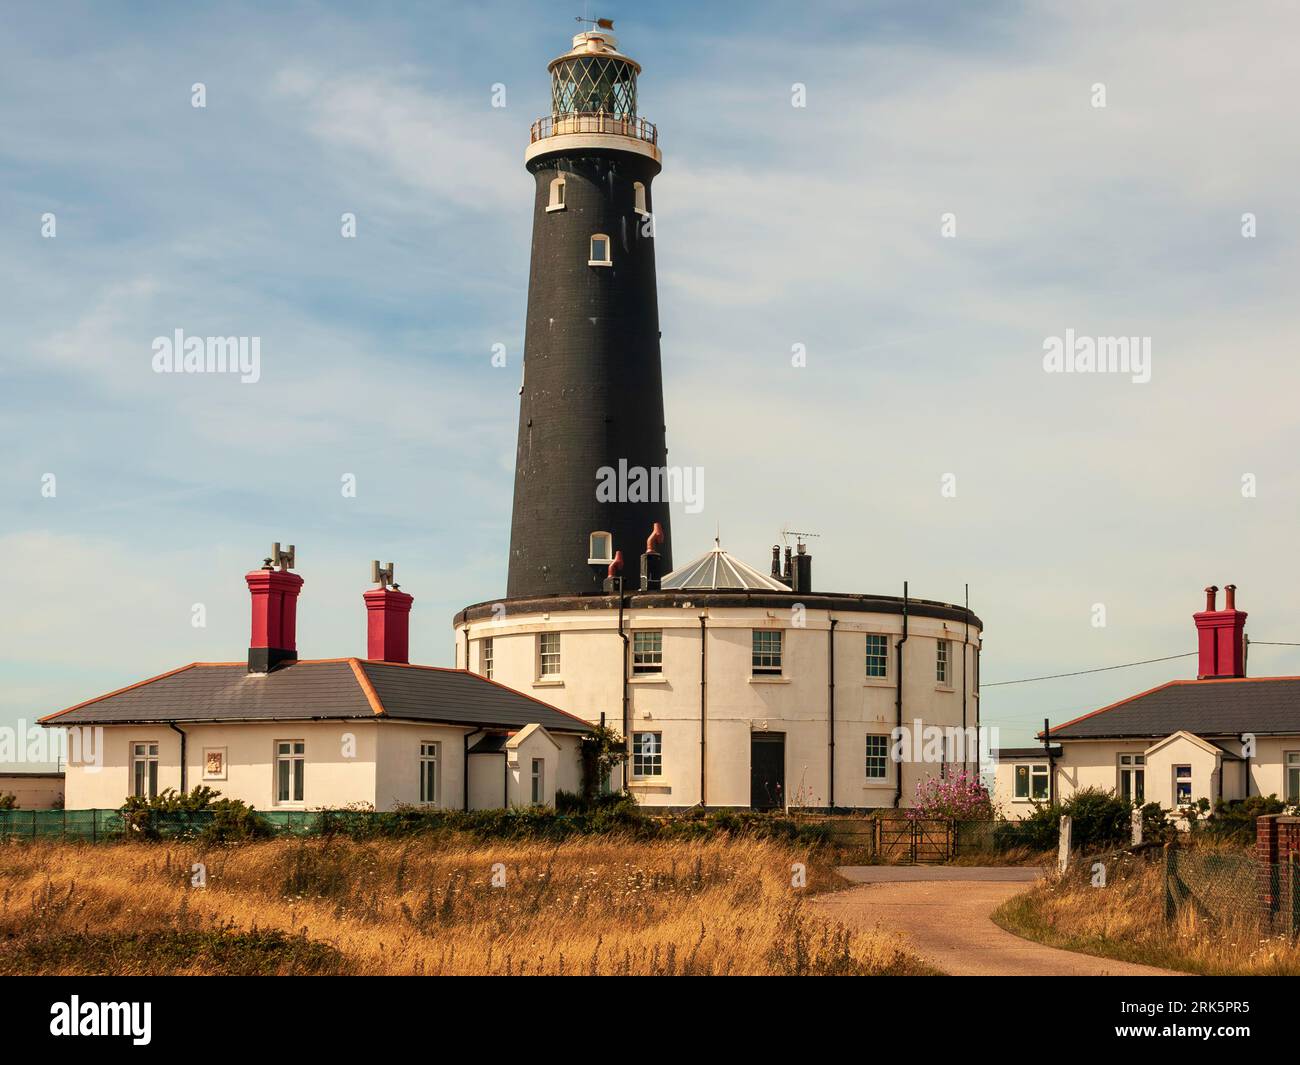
[0, 835, 930, 975]
[993, 849, 1300, 975]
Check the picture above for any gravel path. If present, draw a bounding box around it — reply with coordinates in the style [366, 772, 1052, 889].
[811, 868, 1183, 976]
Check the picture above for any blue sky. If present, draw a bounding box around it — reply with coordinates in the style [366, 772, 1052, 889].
[4, 0, 1300, 769]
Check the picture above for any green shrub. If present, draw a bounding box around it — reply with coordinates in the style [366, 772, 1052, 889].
[201, 797, 273, 843]
[121, 786, 270, 842]
[579, 723, 628, 801]
[1205, 794, 1286, 842]
[1018, 787, 1135, 851]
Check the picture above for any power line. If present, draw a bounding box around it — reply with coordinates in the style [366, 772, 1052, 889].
[982, 652, 1197, 688]
[1250, 641, 1300, 647]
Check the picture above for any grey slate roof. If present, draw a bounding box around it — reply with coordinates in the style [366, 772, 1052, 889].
[39, 660, 593, 735]
[1049, 678, 1300, 740]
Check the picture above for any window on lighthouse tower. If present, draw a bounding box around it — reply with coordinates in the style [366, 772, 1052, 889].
[589, 233, 612, 266]
[547, 176, 566, 212]
[588, 530, 613, 564]
[633, 181, 647, 216]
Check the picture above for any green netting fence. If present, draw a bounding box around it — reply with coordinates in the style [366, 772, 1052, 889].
[0, 808, 339, 841]
[1, 809, 1054, 855]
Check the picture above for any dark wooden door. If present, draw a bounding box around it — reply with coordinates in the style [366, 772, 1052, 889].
[750, 733, 785, 809]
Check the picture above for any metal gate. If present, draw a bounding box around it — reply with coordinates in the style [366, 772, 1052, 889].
[874, 817, 954, 864]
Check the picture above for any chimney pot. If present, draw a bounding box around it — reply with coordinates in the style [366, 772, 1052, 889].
[1194, 583, 1246, 680]
[364, 583, 414, 663]
[645, 522, 664, 555]
[791, 543, 813, 593]
[246, 561, 304, 673]
[640, 525, 664, 591]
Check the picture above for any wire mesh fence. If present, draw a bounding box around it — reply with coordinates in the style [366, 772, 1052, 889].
[1166, 846, 1300, 938]
[952, 818, 1044, 856]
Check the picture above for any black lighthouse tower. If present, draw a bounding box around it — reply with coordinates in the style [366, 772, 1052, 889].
[506, 24, 672, 599]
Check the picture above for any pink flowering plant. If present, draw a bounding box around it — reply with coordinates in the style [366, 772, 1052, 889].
[906, 770, 998, 821]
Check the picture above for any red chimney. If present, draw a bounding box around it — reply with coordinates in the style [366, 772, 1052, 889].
[1193, 582, 1247, 679]
[363, 561, 414, 663]
[246, 544, 303, 673]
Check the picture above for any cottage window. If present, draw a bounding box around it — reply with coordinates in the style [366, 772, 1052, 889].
[420, 742, 440, 805]
[865, 634, 888, 678]
[752, 630, 783, 674]
[633, 630, 663, 674]
[276, 740, 305, 804]
[1174, 764, 1193, 805]
[632, 732, 663, 778]
[865, 735, 889, 780]
[1288, 752, 1300, 804]
[936, 639, 951, 685]
[1118, 753, 1145, 804]
[531, 757, 545, 804]
[538, 632, 561, 677]
[1014, 763, 1049, 801]
[132, 742, 159, 799]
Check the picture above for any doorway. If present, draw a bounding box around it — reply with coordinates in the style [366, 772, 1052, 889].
[750, 732, 785, 810]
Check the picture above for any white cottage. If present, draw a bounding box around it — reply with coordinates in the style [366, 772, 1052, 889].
[41, 553, 591, 813]
[994, 584, 1300, 817]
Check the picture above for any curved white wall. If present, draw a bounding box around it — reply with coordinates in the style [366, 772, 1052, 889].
[455, 603, 982, 809]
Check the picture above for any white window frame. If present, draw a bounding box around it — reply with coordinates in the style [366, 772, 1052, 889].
[632, 731, 663, 778]
[1013, 763, 1050, 802]
[1118, 753, 1145, 805]
[538, 632, 561, 678]
[275, 740, 305, 806]
[1287, 751, 1300, 804]
[632, 630, 663, 675]
[633, 180, 648, 216]
[480, 636, 494, 681]
[547, 175, 566, 212]
[589, 233, 612, 267]
[587, 530, 613, 564]
[936, 639, 951, 685]
[531, 757, 545, 804]
[752, 630, 783, 675]
[865, 735, 889, 781]
[131, 740, 159, 800]
[1173, 764, 1193, 805]
[864, 633, 889, 679]
[420, 741, 441, 806]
